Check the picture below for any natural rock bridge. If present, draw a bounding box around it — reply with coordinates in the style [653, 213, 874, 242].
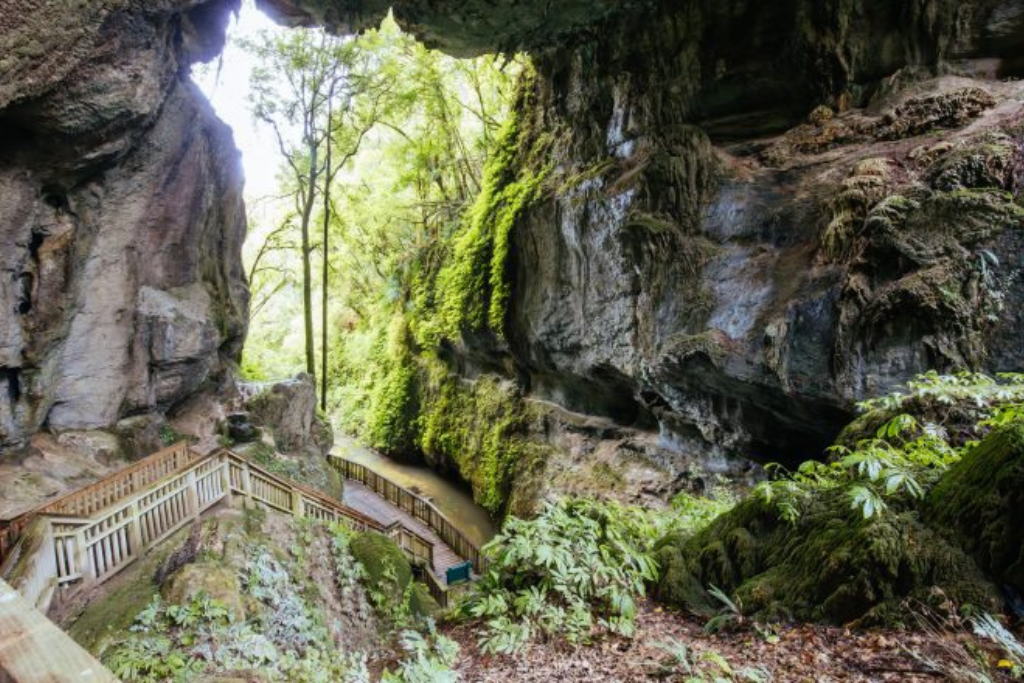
[0, 442, 484, 680]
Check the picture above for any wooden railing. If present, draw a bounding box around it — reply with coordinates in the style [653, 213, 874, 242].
[0, 578, 117, 682]
[1, 444, 440, 613]
[330, 456, 487, 574]
[0, 442, 195, 570]
[0, 443, 474, 681]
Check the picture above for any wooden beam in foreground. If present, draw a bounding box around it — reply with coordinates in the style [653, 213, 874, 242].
[0, 579, 117, 683]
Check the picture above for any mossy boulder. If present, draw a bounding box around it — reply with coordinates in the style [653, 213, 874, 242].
[654, 487, 999, 624]
[349, 531, 413, 602]
[408, 581, 442, 620]
[923, 420, 1024, 593]
[161, 562, 246, 622]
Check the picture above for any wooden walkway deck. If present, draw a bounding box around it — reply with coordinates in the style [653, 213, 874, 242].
[344, 480, 463, 579]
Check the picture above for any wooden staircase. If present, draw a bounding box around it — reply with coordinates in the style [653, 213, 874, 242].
[0, 442, 488, 681]
[0, 443, 438, 614]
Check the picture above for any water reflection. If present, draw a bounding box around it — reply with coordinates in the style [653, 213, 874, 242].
[333, 435, 497, 547]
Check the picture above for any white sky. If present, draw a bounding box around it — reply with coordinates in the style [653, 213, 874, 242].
[191, 1, 288, 203]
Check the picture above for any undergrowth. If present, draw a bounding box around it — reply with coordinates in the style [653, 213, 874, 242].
[755, 372, 1024, 523]
[463, 494, 731, 654]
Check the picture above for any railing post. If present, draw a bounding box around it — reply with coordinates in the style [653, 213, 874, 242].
[241, 461, 254, 505]
[75, 528, 94, 586]
[185, 469, 200, 519]
[219, 455, 231, 502]
[292, 490, 304, 519]
[127, 501, 143, 559]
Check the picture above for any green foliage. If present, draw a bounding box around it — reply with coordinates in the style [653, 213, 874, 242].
[242, 15, 520, 384]
[858, 371, 1024, 414]
[103, 594, 229, 682]
[755, 372, 1024, 524]
[344, 528, 437, 629]
[465, 499, 662, 653]
[417, 363, 539, 516]
[382, 623, 461, 682]
[651, 638, 773, 682]
[669, 485, 739, 534]
[430, 76, 551, 340]
[159, 424, 183, 447]
[364, 316, 420, 455]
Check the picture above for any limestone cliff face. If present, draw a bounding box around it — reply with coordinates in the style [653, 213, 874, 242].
[286, 0, 1022, 471]
[496, 1, 1024, 465]
[0, 0, 248, 449]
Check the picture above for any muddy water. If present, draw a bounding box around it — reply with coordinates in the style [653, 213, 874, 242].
[333, 435, 497, 548]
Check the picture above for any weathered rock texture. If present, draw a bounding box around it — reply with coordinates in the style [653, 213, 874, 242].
[3, 0, 1023, 513]
[264, 0, 1023, 500]
[244, 374, 333, 456]
[0, 0, 248, 450]
[496, 2, 1024, 469]
[654, 419, 1024, 623]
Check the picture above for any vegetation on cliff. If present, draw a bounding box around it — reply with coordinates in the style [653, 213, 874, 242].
[654, 373, 1024, 625]
[69, 505, 452, 682]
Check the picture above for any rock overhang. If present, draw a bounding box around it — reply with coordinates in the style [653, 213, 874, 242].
[256, 0, 647, 56]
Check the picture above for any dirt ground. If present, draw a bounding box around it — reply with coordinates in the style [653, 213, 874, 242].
[446, 598, 1018, 682]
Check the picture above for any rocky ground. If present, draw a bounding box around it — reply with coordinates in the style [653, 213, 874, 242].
[448, 599, 1019, 682]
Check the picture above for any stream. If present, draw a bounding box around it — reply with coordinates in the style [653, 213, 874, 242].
[333, 435, 498, 548]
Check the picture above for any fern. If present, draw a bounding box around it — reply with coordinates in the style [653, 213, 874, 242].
[466, 498, 664, 653]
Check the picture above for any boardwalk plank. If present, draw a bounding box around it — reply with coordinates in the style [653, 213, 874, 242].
[344, 481, 463, 580]
[0, 579, 117, 682]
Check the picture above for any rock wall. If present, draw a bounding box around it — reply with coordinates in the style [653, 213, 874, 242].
[263, 0, 1023, 491]
[0, 0, 248, 450]
[500, 2, 1024, 465]
[2, 0, 1021, 505]
[411, 0, 1024, 469]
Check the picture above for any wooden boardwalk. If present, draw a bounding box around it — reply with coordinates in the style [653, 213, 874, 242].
[344, 480, 463, 579]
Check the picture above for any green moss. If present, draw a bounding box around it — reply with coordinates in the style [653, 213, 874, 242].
[363, 315, 421, 456]
[654, 486, 1000, 624]
[924, 420, 1024, 591]
[408, 581, 442, 620]
[417, 359, 545, 517]
[431, 66, 553, 341]
[67, 525, 194, 655]
[349, 531, 413, 602]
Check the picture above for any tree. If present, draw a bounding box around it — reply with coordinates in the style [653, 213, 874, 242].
[244, 29, 390, 386]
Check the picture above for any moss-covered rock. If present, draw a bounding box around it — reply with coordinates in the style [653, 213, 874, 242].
[408, 581, 442, 620]
[923, 420, 1024, 593]
[654, 487, 1000, 624]
[161, 562, 246, 622]
[418, 361, 551, 517]
[349, 531, 413, 603]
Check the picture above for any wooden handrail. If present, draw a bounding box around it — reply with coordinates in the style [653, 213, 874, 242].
[2, 443, 459, 617]
[0, 442, 195, 569]
[0, 579, 117, 682]
[329, 455, 488, 574]
[39, 442, 195, 518]
[221, 450, 439, 569]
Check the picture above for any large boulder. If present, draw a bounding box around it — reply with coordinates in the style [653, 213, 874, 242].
[161, 562, 246, 622]
[654, 422, 1024, 623]
[245, 375, 332, 455]
[0, 0, 248, 450]
[924, 420, 1024, 592]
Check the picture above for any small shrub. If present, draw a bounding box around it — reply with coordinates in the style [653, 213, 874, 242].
[466, 498, 660, 653]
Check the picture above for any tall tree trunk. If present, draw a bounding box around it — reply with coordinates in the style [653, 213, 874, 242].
[320, 90, 333, 413]
[301, 140, 318, 380]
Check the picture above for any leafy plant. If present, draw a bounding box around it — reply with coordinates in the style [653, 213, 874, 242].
[754, 373, 1024, 524]
[466, 498, 660, 653]
[651, 638, 772, 682]
[382, 622, 461, 682]
[703, 585, 743, 634]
